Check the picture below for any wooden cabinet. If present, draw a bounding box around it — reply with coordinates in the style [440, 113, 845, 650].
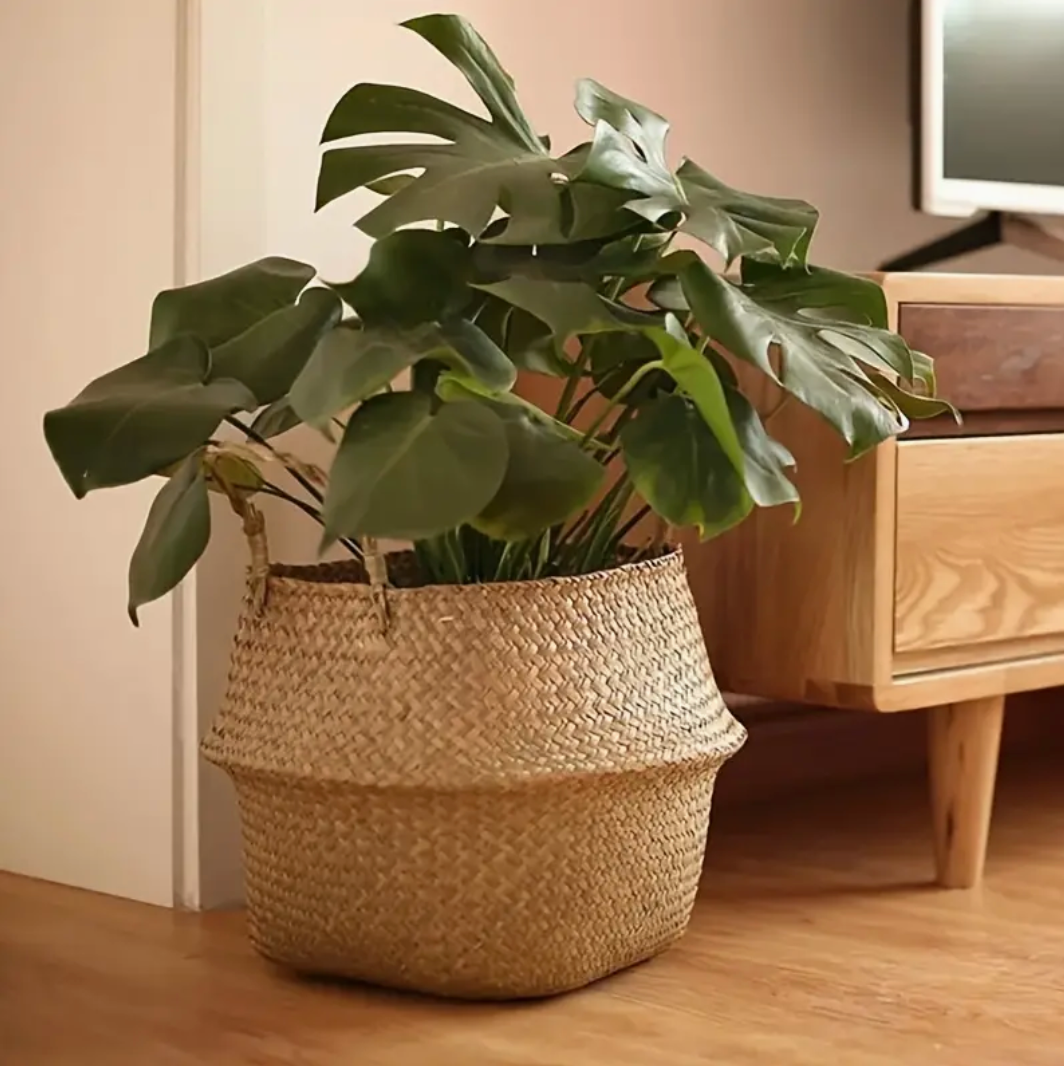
[689, 274, 1064, 888]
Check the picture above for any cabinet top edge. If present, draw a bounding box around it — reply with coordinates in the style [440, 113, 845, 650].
[868, 272, 1064, 307]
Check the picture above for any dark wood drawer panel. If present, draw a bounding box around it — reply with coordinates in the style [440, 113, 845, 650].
[899, 303, 1064, 413]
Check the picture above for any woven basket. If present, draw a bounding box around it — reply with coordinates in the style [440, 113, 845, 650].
[202, 549, 745, 999]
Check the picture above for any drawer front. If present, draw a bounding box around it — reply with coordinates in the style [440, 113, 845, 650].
[899, 304, 1064, 413]
[895, 435, 1064, 668]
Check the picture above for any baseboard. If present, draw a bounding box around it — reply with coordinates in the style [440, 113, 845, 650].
[715, 691, 1063, 808]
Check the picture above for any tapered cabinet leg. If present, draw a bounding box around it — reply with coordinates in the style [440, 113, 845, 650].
[927, 695, 1005, 889]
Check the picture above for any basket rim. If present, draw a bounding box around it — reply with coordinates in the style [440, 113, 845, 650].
[265, 546, 685, 598]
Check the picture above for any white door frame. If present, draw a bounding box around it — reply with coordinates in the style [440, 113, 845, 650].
[173, 0, 270, 909]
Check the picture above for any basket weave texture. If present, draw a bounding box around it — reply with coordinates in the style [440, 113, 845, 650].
[202, 550, 746, 999]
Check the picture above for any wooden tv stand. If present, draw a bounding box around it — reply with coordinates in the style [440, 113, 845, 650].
[691, 273, 1064, 888]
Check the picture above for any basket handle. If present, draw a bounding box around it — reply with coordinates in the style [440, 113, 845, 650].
[363, 536, 391, 635]
[243, 502, 270, 613]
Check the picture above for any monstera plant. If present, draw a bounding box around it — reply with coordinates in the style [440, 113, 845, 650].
[44, 13, 951, 622]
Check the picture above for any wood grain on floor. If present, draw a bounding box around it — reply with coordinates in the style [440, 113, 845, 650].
[3, 757, 1064, 1066]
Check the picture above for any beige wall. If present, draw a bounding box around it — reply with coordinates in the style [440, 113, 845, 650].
[0, 0, 181, 905]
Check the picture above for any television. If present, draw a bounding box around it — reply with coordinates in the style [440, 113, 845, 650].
[917, 0, 1064, 219]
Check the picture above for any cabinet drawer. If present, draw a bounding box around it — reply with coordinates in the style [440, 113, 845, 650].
[895, 435, 1064, 670]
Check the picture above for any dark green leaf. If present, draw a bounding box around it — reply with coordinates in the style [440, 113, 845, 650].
[210, 287, 342, 404]
[365, 173, 417, 196]
[574, 119, 683, 205]
[316, 24, 558, 242]
[740, 259, 892, 329]
[864, 371, 959, 424]
[323, 391, 508, 539]
[330, 229, 472, 327]
[720, 385, 799, 509]
[674, 160, 818, 268]
[401, 14, 543, 153]
[290, 321, 516, 428]
[127, 453, 210, 625]
[575, 79, 671, 178]
[645, 327, 747, 480]
[248, 397, 302, 439]
[327, 145, 558, 243]
[680, 260, 913, 456]
[436, 370, 598, 449]
[321, 83, 496, 144]
[473, 294, 569, 376]
[472, 230, 668, 286]
[474, 277, 625, 340]
[563, 181, 643, 243]
[316, 143, 457, 211]
[472, 407, 604, 540]
[621, 393, 752, 539]
[149, 258, 314, 349]
[590, 331, 665, 400]
[44, 336, 256, 497]
[646, 274, 688, 313]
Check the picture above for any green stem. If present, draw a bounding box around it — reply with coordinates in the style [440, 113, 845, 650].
[762, 393, 791, 427]
[225, 415, 325, 506]
[258, 483, 362, 559]
[555, 343, 593, 421]
[612, 503, 652, 547]
[564, 384, 603, 425]
[579, 360, 663, 446]
[576, 480, 634, 573]
[556, 475, 628, 549]
[602, 410, 635, 449]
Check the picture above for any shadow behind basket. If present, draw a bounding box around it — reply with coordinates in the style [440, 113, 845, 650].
[201, 550, 746, 999]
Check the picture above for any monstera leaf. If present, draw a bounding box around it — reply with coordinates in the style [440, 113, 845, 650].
[621, 393, 752, 538]
[721, 382, 798, 509]
[210, 286, 342, 405]
[149, 258, 315, 349]
[248, 397, 302, 439]
[330, 228, 473, 327]
[675, 160, 818, 267]
[290, 320, 516, 428]
[474, 277, 658, 343]
[323, 391, 508, 539]
[471, 406, 605, 540]
[571, 80, 683, 206]
[472, 293, 570, 375]
[127, 453, 211, 625]
[679, 258, 945, 456]
[316, 15, 561, 242]
[44, 336, 256, 497]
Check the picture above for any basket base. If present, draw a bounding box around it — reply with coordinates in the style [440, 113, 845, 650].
[249, 923, 690, 1000]
[231, 771, 716, 1000]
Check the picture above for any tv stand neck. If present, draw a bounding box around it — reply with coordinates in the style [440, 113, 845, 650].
[880, 212, 1064, 271]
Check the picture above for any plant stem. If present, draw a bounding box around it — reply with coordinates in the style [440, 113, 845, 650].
[762, 393, 792, 427]
[258, 482, 362, 559]
[564, 383, 603, 425]
[225, 415, 326, 506]
[555, 343, 593, 421]
[611, 503, 652, 546]
[579, 360, 663, 446]
[575, 479, 633, 573]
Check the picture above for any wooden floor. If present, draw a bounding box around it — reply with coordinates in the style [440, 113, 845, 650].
[4, 757, 1064, 1066]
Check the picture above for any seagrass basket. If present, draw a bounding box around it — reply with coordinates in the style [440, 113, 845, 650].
[201, 549, 746, 999]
